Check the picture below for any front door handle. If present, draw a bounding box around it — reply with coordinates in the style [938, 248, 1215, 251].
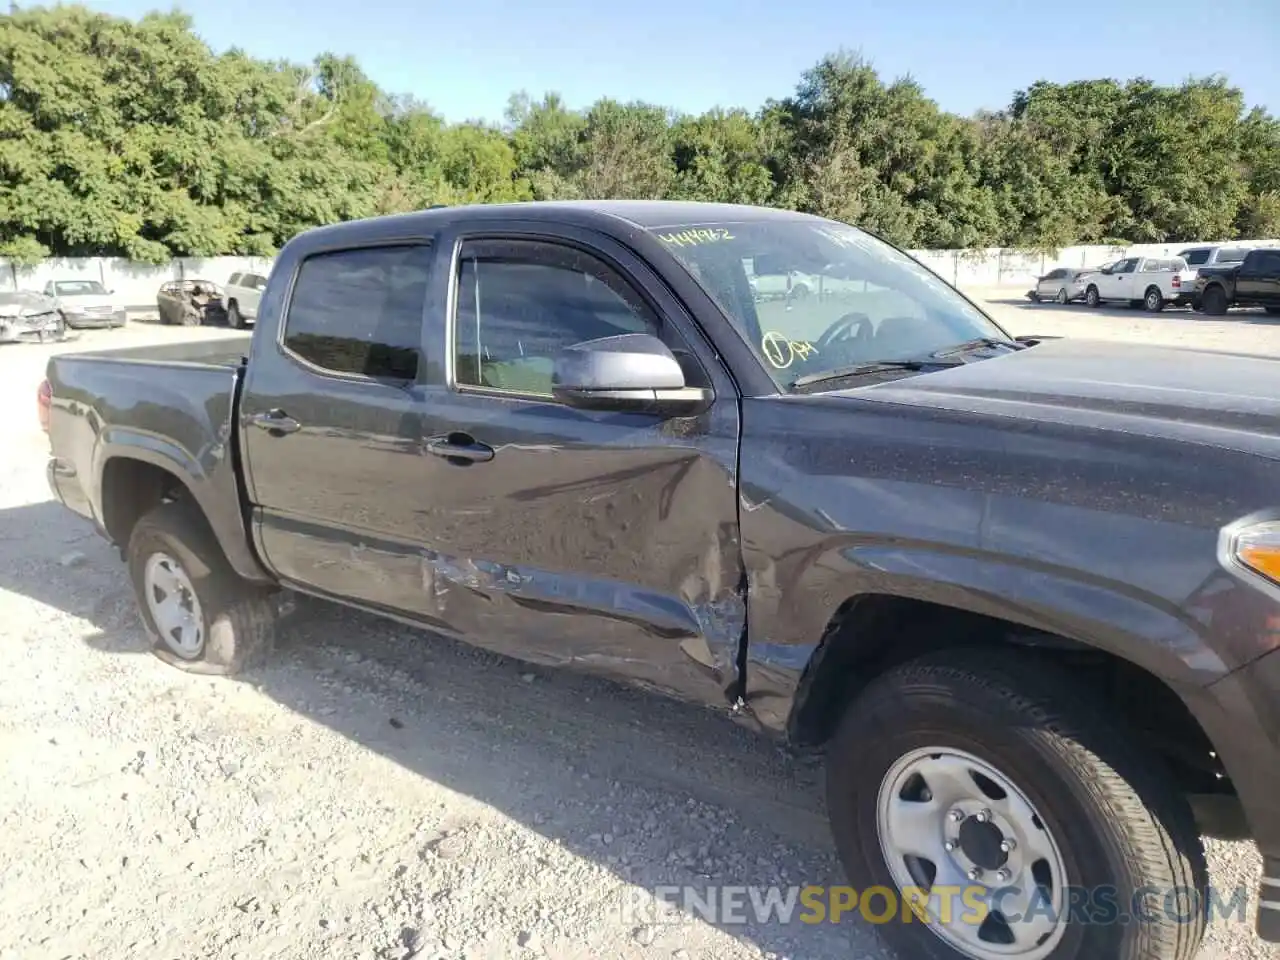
[425, 434, 494, 464]
[249, 409, 301, 436]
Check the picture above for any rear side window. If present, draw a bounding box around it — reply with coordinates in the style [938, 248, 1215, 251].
[1044, 268, 1066, 279]
[283, 245, 430, 381]
[228, 273, 243, 286]
[1179, 249, 1209, 266]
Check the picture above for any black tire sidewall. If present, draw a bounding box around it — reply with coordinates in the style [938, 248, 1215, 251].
[1204, 287, 1227, 315]
[228, 301, 241, 328]
[1057, 289, 1068, 304]
[1144, 288, 1162, 311]
[1086, 286, 1099, 307]
[828, 683, 1155, 959]
[127, 512, 218, 663]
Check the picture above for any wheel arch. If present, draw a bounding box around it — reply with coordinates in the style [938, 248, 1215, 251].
[783, 593, 1235, 831]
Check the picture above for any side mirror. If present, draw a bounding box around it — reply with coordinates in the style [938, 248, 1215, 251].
[552, 333, 712, 417]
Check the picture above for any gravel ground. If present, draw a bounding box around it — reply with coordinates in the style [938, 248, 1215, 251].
[1, 304, 1278, 960]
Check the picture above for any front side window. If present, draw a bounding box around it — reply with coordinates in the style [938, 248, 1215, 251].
[647, 217, 1010, 391]
[283, 245, 429, 381]
[1217, 248, 1250, 264]
[453, 239, 662, 397]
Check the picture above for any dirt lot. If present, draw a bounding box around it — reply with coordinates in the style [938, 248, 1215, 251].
[2, 301, 1278, 960]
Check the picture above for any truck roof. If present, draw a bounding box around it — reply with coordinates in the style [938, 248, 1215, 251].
[288, 199, 818, 248]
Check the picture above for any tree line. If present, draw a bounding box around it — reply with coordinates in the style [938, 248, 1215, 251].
[1, 5, 1277, 265]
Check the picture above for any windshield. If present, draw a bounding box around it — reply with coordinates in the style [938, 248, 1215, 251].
[55, 281, 107, 296]
[648, 217, 1010, 391]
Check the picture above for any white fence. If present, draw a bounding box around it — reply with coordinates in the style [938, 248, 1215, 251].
[0, 256, 275, 311]
[2, 238, 1277, 307]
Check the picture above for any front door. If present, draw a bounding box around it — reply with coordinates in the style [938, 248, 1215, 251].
[413, 227, 746, 705]
[1101, 257, 1138, 300]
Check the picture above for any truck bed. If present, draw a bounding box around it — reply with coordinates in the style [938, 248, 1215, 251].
[45, 333, 262, 581]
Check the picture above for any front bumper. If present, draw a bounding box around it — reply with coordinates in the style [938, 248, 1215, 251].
[1191, 645, 1280, 941]
[0, 314, 64, 343]
[63, 309, 126, 328]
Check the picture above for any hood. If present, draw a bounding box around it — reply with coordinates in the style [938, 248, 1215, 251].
[0, 291, 56, 315]
[838, 337, 1280, 460]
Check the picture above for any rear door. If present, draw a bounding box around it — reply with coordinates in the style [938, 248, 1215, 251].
[410, 223, 745, 704]
[1037, 268, 1065, 299]
[239, 240, 452, 622]
[1234, 250, 1280, 307]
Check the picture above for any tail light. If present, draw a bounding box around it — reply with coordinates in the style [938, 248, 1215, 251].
[1172, 276, 1182, 288]
[37, 378, 51, 433]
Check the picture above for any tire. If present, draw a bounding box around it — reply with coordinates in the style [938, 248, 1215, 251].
[826, 648, 1207, 960]
[1085, 285, 1100, 309]
[790, 283, 811, 301]
[1056, 288, 1069, 305]
[126, 501, 277, 675]
[1030, 291, 1041, 303]
[227, 300, 244, 329]
[1143, 286, 1165, 313]
[1200, 285, 1228, 317]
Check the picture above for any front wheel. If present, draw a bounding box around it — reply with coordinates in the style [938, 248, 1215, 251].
[126, 501, 277, 675]
[1085, 285, 1100, 309]
[227, 300, 244, 329]
[1056, 288, 1069, 305]
[826, 649, 1207, 960]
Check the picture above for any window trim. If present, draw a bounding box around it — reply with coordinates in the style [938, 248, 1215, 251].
[275, 239, 433, 387]
[444, 233, 702, 404]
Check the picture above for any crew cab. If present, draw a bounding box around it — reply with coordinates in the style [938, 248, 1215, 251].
[41, 201, 1280, 960]
[1080, 255, 1195, 311]
[1194, 247, 1280, 316]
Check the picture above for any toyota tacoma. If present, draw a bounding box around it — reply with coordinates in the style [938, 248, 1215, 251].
[41, 201, 1280, 960]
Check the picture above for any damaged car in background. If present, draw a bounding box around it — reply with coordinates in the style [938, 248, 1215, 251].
[38, 201, 1280, 960]
[155, 279, 227, 326]
[0, 290, 66, 343]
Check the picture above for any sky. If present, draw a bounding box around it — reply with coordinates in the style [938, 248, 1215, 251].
[92, 0, 1280, 124]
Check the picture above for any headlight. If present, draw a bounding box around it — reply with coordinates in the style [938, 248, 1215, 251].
[1234, 522, 1280, 585]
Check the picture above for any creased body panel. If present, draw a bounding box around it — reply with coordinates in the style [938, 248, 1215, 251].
[738, 388, 1280, 732]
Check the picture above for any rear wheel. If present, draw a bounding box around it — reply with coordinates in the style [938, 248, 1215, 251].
[126, 501, 277, 675]
[825, 649, 1207, 960]
[1030, 291, 1042, 303]
[1200, 285, 1228, 316]
[1143, 286, 1165, 312]
[1085, 285, 1100, 308]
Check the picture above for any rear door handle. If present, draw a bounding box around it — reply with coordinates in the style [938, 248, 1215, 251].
[249, 409, 301, 435]
[425, 434, 494, 464]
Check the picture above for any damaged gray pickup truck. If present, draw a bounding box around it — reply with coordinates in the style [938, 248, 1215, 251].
[42, 201, 1280, 960]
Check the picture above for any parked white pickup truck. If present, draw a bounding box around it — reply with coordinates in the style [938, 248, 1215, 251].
[1081, 255, 1195, 311]
[222, 270, 269, 328]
